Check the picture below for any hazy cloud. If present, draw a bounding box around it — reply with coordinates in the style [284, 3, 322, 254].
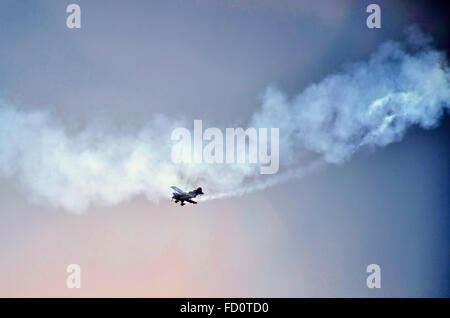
[0, 29, 448, 212]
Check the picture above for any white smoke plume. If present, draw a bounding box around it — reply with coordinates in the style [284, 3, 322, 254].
[0, 29, 449, 212]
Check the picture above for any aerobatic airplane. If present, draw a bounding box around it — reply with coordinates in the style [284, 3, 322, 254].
[170, 186, 204, 206]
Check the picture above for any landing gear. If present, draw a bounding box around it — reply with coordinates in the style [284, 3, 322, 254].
[171, 198, 184, 206]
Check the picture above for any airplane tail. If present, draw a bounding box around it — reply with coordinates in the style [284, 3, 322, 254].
[195, 187, 204, 195]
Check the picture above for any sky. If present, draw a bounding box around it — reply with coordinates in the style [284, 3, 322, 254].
[0, 0, 449, 297]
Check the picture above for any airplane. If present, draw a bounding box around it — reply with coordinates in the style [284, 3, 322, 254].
[171, 186, 204, 206]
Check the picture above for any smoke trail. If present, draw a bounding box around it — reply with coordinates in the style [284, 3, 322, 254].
[0, 29, 449, 212]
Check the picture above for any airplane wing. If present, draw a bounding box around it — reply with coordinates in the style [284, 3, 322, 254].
[185, 199, 197, 204]
[170, 186, 184, 193]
